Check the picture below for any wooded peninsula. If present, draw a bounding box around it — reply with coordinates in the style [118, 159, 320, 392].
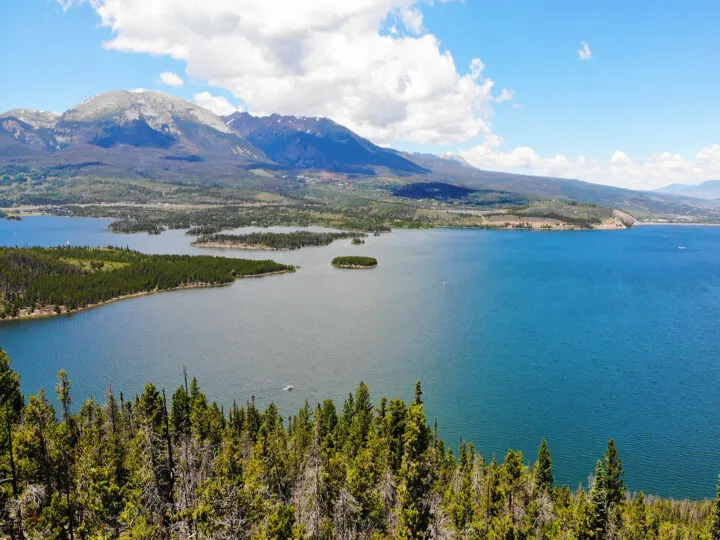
[0, 349, 717, 538]
[192, 231, 365, 250]
[0, 247, 293, 320]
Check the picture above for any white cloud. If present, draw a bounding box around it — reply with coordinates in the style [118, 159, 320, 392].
[59, 0, 509, 146]
[64, 0, 719, 192]
[159, 72, 184, 87]
[193, 91, 244, 116]
[494, 88, 514, 103]
[578, 41, 592, 61]
[609, 151, 630, 165]
[400, 7, 424, 35]
[459, 142, 720, 191]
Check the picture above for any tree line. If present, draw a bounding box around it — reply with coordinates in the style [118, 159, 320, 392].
[0, 348, 718, 538]
[193, 232, 365, 250]
[0, 247, 292, 319]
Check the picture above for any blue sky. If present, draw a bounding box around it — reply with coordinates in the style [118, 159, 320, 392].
[2, 0, 719, 189]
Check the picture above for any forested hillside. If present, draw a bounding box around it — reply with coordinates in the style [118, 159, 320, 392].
[0, 349, 716, 539]
[0, 247, 292, 319]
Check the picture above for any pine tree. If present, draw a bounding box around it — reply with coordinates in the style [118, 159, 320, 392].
[55, 369, 76, 540]
[0, 347, 23, 422]
[0, 344, 716, 539]
[535, 437, 554, 493]
[170, 385, 191, 440]
[397, 381, 433, 539]
[0, 347, 23, 537]
[347, 382, 373, 456]
[588, 460, 609, 537]
[414, 379, 423, 405]
[501, 449, 526, 525]
[385, 398, 407, 472]
[603, 439, 625, 507]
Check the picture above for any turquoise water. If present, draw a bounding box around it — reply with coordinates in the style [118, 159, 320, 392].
[1, 216, 719, 498]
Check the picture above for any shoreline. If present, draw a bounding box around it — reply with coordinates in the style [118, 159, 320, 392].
[7, 208, 720, 235]
[192, 241, 283, 250]
[0, 268, 295, 323]
[636, 221, 720, 227]
[2, 206, 636, 233]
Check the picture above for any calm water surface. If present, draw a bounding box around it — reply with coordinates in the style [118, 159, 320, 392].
[1, 216, 719, 498]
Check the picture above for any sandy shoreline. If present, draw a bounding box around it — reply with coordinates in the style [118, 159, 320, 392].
[0, 269, 294, 322]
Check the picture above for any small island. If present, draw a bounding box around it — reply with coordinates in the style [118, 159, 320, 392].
[332, 256, 378, 269]
[0, 246, 293, 320]
[193, 231, 365, 250]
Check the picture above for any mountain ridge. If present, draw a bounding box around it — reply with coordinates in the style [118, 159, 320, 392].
[0, 90, 717, 219]
[224, 111, 427, 174]
[656, 179, 720, 200]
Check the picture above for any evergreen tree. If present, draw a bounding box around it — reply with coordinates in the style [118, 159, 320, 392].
[502, 449, 526, 529]
[535, 437, 554, 493]
[170, 384, 191, 440]
[55, 369, 76, 540]
[603, 438, 625, 507]
[385, 398, 407, 472]
[588, 460, 609, 537]
[397, 381, 433, 539]
[346, 382, 373, 456]
[0, 348, 714, 540]
[0, 347, 23, 421]
[0, 347, 23, 537]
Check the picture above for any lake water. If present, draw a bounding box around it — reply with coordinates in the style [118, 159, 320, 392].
[1, 216, 719, 499]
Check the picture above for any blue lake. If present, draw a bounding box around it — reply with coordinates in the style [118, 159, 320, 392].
[1, 216, 719, 498]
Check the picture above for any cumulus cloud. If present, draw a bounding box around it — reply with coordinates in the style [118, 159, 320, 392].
[459, 142, 720, 191]
[58, 0, 508, 146]
[578, 41, 592, 60]
[193, 91, 244, 116]
[159, 72, 184, 87]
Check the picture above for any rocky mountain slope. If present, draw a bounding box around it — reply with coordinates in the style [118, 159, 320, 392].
[225, 112, 426, 174]
[1, 90, 266, 161]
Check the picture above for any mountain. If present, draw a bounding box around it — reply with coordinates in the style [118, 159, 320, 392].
[656, 180, 720, 200]
[0, 90, 267, 164]
[0, 91, 426, 181]
[403, 152, 716, 216]
[0, 90, 717, 219]
[1, 109, 59, 128]
[224, 112, 427, 174]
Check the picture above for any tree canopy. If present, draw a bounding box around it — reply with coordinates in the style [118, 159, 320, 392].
[0, 246, 292, 319]
[0, 348, 716, 538]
